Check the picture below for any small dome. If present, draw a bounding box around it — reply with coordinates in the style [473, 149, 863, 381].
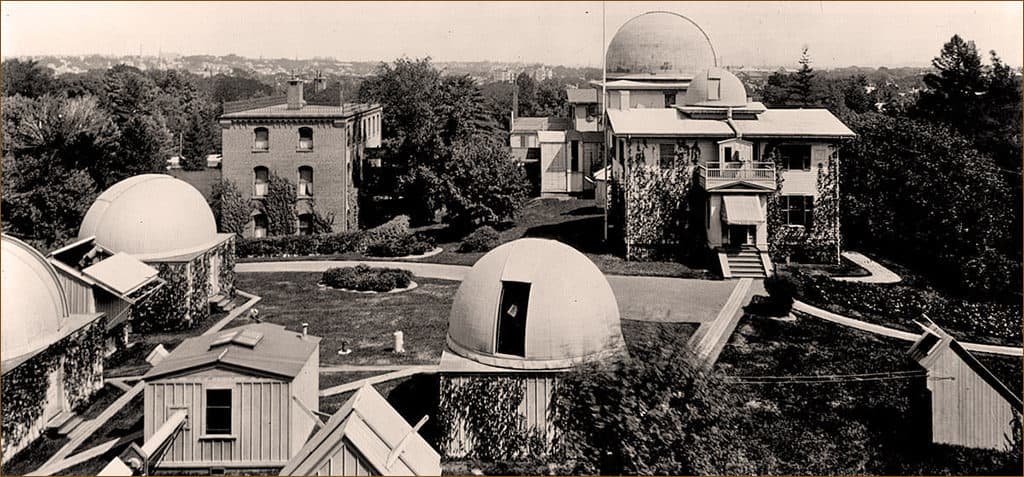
[682, 67, 749, 107]
[446, 238, 625, 370]
[606, 11, 717, 78]
[79, 174, 219, 260]
[1, 235, 70, 361]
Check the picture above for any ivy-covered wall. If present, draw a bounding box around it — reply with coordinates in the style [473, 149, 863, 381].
[216, 237, 237, 299]
[1, 316, 106, 465]
[439, 374, 551, 460]
[133, 261, 191, 332]
[619, 139, 702, 261]
[767, 146, 841, 263]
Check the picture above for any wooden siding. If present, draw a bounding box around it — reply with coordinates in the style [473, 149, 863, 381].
[442, 374, 558, 458]
[312, 439, 375, 476]
[54, 272, 96, 314]
[145, 373, 294, 469]
[927, 352, 1019, 450]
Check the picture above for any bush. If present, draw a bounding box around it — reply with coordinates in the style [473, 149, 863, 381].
[365, 233, 435, 257]
[763, 272, 799, 315]
[321, 265, 413, 292]
[359, 215, 411, 251]
[236, 231, 362, 258]
[458, 225, 500, 252]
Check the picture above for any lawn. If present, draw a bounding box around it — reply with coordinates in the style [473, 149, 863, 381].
[239, 198, 714, 279]
[712, 311, 1022, 475]
[234, 272, 457, 366]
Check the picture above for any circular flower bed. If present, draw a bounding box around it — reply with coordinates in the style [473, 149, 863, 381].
[321, 265, 414, 293]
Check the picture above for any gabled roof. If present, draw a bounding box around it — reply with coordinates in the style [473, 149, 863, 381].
[909, 323, 1023, 412]
[281, 384, 441, 476]
[143, 323, 320, 381]
[606, 107, 855, 139]
[566, 88, 598, 104]
[511, 116, 569, 133]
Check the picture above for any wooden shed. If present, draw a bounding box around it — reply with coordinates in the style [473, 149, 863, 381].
[281, 384, 441, 476]
[47, 236, 164, 354]
[142, 323, 321, 473]
[908, 321, 1023, 450]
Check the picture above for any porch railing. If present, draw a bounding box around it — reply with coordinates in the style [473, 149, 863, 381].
[698, 162, 776, 187]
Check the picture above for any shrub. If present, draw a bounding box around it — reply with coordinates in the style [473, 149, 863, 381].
[321, 265, 413, 292]
[359, 215, 411, 251]
[458, 225, 500, 252]
[365, 233, 435, 257]
[762, 272, 799, 315]
[236, 231, 362, 258]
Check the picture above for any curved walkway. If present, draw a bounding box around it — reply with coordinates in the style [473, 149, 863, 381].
[835, 251, 901, 284]
[237, 260, 1023, 356]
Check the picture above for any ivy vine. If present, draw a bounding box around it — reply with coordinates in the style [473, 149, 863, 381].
[621, 139, 699, 261]
[767, 145, 841, 263]
[439, 375, 549, 460]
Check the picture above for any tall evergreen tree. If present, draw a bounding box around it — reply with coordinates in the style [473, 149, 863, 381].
[916, 34, 987, 132]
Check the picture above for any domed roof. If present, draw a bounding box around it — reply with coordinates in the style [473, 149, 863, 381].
[446, 238, 625, 370]
[79, 174, 219, 260]
[682, 67, 749, 108]
[1, 235, 70, 362]
[606, 11, 717, 79]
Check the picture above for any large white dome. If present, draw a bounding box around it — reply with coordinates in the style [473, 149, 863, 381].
[1, 235, 70, 363]
[446, 238, 625, 370]
[606, 11, 718, 79]
[79, 174, 219, 260]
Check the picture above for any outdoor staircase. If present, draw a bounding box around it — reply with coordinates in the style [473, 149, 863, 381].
[720, 246, 769, 279]
[209, 294, 236, 313]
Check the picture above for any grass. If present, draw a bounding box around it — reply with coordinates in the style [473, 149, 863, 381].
[713, 311, 1021, 475]
[235, 272, 457, 366]
[776, 255, 871, 277]
[239, 198, 713, 279]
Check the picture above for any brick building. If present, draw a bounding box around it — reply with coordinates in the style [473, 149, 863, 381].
[219, 78, 382, 237]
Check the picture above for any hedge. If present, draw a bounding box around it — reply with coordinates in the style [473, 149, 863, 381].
[458, 225, 500, 252]
[321, 265, 413, 292]
[365, 233, 435, 257]
[236, 215, 411, 258]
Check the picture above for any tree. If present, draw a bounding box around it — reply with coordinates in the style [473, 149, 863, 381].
[210, 179, 253, 234]
[1, 95, 113, 248]
[438, 138, 531, 231]
[262, 173, 297, 236]
[437, 75, 500, 142]
[97, 65, 171, 187]
[1, 59, 56, 98]
[915, 35, 987, 132]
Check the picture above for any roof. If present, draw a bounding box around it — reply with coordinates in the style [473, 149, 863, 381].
[909, 323, 1023, 412]
[79, 174, 227, 261]
[606, 107, 856, 139]
[445, 238, 626, 371]
[2, 234, 72, 366]
[606, 11, 717, 79]
[143, 323, 320, 381]
[281, 384, 441, 476]
[81, 252, 159, 295]
[220, 102, 381, 121]
[511, 116, 569, 133]
[566, 88, 598, 104]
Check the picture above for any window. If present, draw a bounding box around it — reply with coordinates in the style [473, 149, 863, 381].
[724, 146, 738, 163]
[707, 79, 721, 101]
[253, 167, 269, 197]
[205, 389, 232, 436]
[496, 281, 530, 357]
[298, 166, 313, 197]
[586, 103, 599, 118]
[253, 214, 268, 238]
[298, 127, 313, 151]
[570, 141, 580, 172]
[659, 144, 676, 169]
[779, 145, 812, 171]
[253, 128, 269, 151]
[781, 195, 814, 228]
[664, 92, 677, 107]
[297, 214, 313, 236]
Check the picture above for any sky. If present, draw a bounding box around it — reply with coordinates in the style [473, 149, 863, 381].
[2, 1, 1021, 68]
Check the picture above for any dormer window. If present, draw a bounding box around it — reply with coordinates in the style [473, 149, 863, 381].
[253, 127, 269, 151]
[298, 127, 313, 151]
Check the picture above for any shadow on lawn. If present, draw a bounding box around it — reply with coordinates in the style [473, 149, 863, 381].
[523, 215, 608, 254]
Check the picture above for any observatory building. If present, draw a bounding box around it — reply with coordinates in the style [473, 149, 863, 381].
[1, 235, 107, 464]
[438, 238, 625, 458]
[78, 174, 237, 331]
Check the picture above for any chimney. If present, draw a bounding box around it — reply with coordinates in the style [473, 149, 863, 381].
[302, 322, 309, 337]
[287, 76, 305, 110]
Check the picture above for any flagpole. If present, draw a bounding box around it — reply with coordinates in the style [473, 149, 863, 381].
[602, 0, 609, 242]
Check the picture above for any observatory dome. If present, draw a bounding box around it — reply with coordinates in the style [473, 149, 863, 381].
[605, 11, 717, 79]
[79, 174, 219, 260]
[1, 235, 71, 362]
[446, 238, 625, 370]
[682, 67, 749, 108]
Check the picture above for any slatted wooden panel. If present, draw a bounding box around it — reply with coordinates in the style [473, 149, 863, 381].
[929, 353, 1017, 450]
[54, 273, 96, 314]
[315, 439, 374, 476]
[145, 377, 292, 468]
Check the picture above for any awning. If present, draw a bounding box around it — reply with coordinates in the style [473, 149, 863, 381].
[721, 195, 765, 225]
[82, 252, 159, 296]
